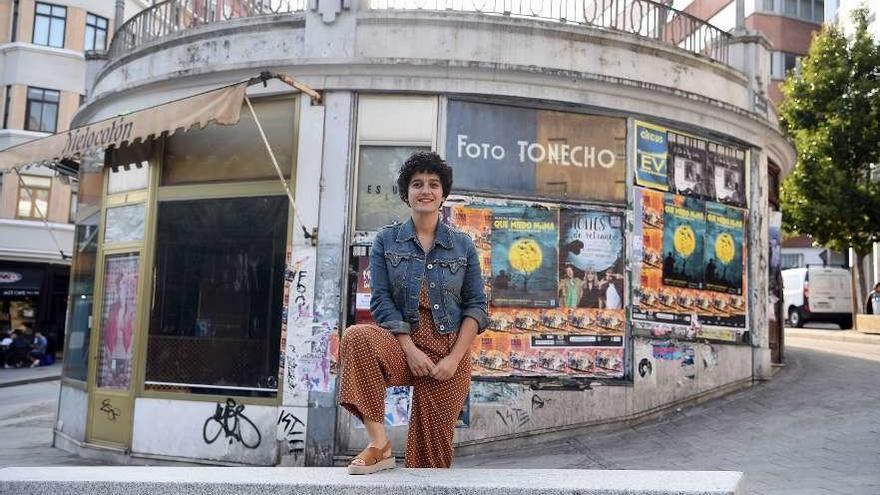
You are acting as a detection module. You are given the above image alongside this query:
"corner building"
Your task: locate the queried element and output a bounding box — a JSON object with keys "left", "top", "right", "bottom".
{"left": 37, "top": 0, "right": 794, "bottom": 465}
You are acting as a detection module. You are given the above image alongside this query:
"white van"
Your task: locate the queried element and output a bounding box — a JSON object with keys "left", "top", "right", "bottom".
{"left": 782, "top": 266, "right": 853, "bottom": 328}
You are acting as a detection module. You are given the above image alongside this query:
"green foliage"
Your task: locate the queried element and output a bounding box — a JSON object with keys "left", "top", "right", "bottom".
{"left": 779, "top": 7, "right": 880, "bottom": 257}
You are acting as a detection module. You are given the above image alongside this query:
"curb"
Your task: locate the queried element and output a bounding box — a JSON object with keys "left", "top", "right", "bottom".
{"left": 785, "top": 329, "right": 880, "bottom": 346}
{"left": 0, "top": 374, "right": 62, "bottom": 388}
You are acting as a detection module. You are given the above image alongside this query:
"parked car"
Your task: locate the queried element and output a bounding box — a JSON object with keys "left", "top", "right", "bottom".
{"left": 782, "top": 266, "right": 853, "bottom": 329}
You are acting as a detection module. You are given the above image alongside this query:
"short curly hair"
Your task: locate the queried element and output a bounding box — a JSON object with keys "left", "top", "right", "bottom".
{"left": 396, "top": 151, "right": 454, "bottom": 205}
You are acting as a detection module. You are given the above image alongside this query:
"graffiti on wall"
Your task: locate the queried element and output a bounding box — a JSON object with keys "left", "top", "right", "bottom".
{"left": 277, "top": 407, "right": 307, "bottom": 463}
{"left": 281, "top": 246, "right": 341, "bottom": 409}
{"left": 99, "top": 398, "right": 121, "bottom": 422}
{"left": 202, "top": 398, "right": 262, "bottom": 449}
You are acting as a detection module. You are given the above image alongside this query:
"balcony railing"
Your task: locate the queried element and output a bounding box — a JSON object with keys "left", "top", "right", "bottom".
{"left": 109, "top": 0, "right": 730, "bottom": 65}
{"left": 370, "top": 0, "right": 731, "bottom": 64}
{"left": 108, "top": 0, "right": 307, "bottom": 60}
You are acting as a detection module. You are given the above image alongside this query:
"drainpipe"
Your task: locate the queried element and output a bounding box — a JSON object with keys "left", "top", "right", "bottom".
{"left": 115, "top": 0, "right": 125, "bottom": 33}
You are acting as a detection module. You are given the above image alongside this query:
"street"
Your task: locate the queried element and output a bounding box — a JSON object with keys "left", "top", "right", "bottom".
{"left": 1, "top": 330, "right": 879, "bottom": 494}
{"left": 459, "top": 331, "right": 880, "bottom": 494}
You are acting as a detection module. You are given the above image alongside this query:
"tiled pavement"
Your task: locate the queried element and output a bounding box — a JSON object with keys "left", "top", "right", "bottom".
{"left": 457, "top": 333, "right": 880, "bottom": 494}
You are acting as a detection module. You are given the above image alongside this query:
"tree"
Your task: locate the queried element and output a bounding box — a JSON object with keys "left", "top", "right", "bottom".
{"left": 779, "top": 7, "right": 880, "bottom": 309}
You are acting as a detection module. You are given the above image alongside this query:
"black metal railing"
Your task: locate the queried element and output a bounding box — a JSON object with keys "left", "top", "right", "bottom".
{"left": 109, "top": 0, "right": 730, "bottom": 66}
{"left": 370, "top": 0, "right": 731, "bottom": 64}
{"left": 108, "top": 0, "right": 306, "bottom": 60}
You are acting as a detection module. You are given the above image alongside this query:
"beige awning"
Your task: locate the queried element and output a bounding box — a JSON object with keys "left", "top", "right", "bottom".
{"left": 0, "top": 81, "right": 249, "bottom": 173}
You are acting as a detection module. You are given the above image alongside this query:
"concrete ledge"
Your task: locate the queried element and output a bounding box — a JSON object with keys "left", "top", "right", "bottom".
{"left": 0, "top": 467, "right": 741, "bottom": 494}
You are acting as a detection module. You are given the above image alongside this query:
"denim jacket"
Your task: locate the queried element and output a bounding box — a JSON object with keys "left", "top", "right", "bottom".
{"left": 370, "top": 217, "right": 489, "bottom": 335}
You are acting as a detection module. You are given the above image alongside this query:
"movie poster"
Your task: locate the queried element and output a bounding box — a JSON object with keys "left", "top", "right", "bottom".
{"left": 559, "top": 209, "right": 625, "bottom": 309}
{"left": 632, "top": 187, "right": 747, "bottom": 342}
{"left": 704, "top": 202, "right": 745, "bottom": 295}
{"left": 669, "top": 132, "right": 711, "bottom": 199}
{"left": 490, "top": 205, "right": 559, "bottom": 307}
{"left": 709, "top": 142, "right": 746, "bottom": 207}
{"left": 662, "top": 194, "right": 706, "bottom": 289}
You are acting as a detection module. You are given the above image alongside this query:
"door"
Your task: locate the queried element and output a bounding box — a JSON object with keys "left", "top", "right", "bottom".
{"left": 86, "top": 252, "right": 143, "bottom": 447}
{"left": 86, "top": 154, "right": 154, "bottom": 448}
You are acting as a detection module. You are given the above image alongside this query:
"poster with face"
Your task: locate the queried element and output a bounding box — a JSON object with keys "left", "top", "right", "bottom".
{"left": 558, "top": 209, "right": 624, "bottom": 309}
{"left": 97, "top": 254, "right": 140, "bottom": 390}
{"left": 669, "top": 132, "right": 711, "bottom": 199}
{"left": 704, "top": 202, "right": 745, "bottom": 295}
{"left": 489, "top": 204, "right": 559, "bottom": 307}
{"left": 662, "top": 194, "right": 706, "bottom": 289}
{"left": 709, "top": 143, "right": 746, "bottom": 206}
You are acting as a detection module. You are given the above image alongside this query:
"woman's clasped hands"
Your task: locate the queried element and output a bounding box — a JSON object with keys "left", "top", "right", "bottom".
{"left": 403, "top": 346, "right": 457, "bottom": 381}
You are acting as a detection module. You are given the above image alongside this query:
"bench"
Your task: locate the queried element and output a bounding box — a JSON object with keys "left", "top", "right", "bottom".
{"left": 0, "top": 466, "right": 741, "bottom": 494}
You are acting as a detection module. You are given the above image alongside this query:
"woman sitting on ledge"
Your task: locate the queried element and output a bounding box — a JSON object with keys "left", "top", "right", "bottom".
{"left": 338, "top": 151, "right": 489, "bottom": 474}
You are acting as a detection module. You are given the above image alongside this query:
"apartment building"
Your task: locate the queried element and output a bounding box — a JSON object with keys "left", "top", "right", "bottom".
{"left": 0, "top": 0, "right": 146, "bottom": 352}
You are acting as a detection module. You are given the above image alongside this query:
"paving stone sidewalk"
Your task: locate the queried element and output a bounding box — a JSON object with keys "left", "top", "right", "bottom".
{"left": 0, "top": 361, "right": 62, "bottom": 388}
{"left": 456, "top": 337, "right": 880, "bottom": 494}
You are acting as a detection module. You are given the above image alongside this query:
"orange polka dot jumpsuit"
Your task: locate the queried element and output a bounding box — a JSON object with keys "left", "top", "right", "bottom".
{"left": 338, "top": 282, "right": 471, "bottom": 468}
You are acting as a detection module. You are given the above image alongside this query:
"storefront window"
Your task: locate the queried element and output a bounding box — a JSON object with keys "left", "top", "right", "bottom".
{"left": 76, "top": 153, "right": 104, "bottom": 217}
{"left": 145, "top": 196, "right": 288, "bottom": 396}
{"left": 62, "top": 214, "right": 99, "bottom": 382}
{"left": 96, "top": 253, "right": 140, "bottom": 390}
{"left": 104, "top": 204, "right": 146, "bottom": 244}
{"left": 107, "top": 164, "right": 149, "bottom": 194}
{"left": 355, "top": 146, "right": 428, "bottom": 231}
{"left": 162, "top": 98, "right": 295, "bottom": 186}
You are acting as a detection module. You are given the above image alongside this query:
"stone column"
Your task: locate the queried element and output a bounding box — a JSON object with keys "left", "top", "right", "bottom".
{"left": 728, "top": 31, "right": 772, "bottom": 119}
{"left": 748, "top": 150, "right": 772, "bottom": 380}
{"left": 729, "top": 31, "right": 774, "bottom": 380}
{"left": 115, "top": 0, "right": 125, "bottom": 33}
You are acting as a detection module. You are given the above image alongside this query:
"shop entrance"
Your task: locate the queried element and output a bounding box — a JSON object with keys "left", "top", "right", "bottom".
{"left": 85, "top": 156, "right": 153, "bottom": 449}
{"left": 86, "top": 251, "right": 143, "bottom": 448}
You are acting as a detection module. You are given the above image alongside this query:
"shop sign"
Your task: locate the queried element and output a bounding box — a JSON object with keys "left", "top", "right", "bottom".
{"left": 0, "top": 268, "right": 42, "bottom": 296}
{"left": 0, "top": 271, "right": 23, "bottom": 284}
{"left": 446, "top": 100, "right": 626, "bottom": 203}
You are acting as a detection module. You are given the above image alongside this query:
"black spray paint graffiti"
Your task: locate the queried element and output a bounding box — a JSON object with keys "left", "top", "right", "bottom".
{"left": 284, "top": 262, "right": 312, "bottom": 319}
{"left": 496, "top": 407, "right": 531, "bottom": 428}
{"left": 277, "top": 410, "right": 306, "bottom": 459}
{"left": 203, "top": 399, "right": 262, "bottom": 449}
{"left": 531, "top": 394, "right": 551, "bottom": 411}
{"left": 100, "top": 398, "right": 120, "bottom": 422}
